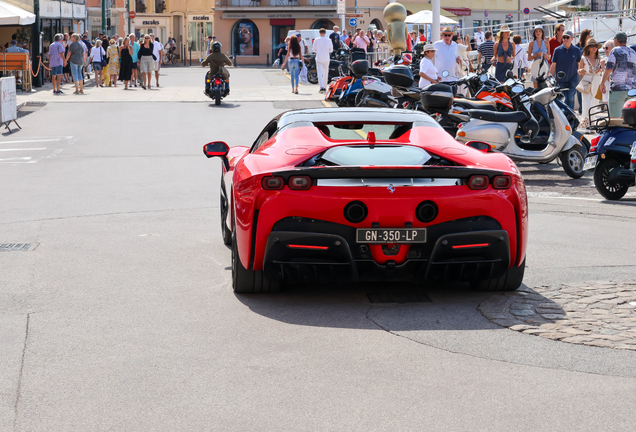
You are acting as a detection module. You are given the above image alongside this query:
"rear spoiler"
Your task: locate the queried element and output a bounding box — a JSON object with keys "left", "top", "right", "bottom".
{"left": 272, "top": 166, "right": 504, "bottom": 181}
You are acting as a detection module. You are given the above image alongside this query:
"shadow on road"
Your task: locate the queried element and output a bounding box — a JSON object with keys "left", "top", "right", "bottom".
{"left": 233, "top": 281, "right": 559, "bottom": 332}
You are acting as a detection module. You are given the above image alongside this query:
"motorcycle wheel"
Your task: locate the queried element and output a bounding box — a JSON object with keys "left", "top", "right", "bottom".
{"left": 308, "top": 69, "right": 318, "bottom": 85}
{"left": 593, "top": 158, "right": 629, "bottom": 200}
{"left": 214, "top": 89, "right": 221, "bottom": 106}
{"left": 355, "top": 90, "right": 367, "bottom": 107}
{"left": 559, "top": 146, "right": 586, "bottom": 179}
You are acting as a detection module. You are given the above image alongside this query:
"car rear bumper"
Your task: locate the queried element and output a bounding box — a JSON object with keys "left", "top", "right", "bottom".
{"left": 263, "top": 217, "right": 511, "bottom": 285}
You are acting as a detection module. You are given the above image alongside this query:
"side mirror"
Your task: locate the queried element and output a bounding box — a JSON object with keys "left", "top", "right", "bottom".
{"left": 557, "top": 71, "right": 566, "bottom": 80}
{"left": 480, "top": 74, "right": 488, "bottom": 82}
{"left": 466, "top": 141, "right": 493, "bottom": 153}
{"left": 203, "top": 141, "right": 229, "bottom": 158}
{"left": 506, "top": 70, "right": 515, "bottom": 79}
{"left": 628, "top": 89, "right": 636, "bottom": 97}
{"left": 511, "top": 85, "right": 524, "bottom": 94}
{"left": 442, "top": 70, "right": 449, "bottom": 77}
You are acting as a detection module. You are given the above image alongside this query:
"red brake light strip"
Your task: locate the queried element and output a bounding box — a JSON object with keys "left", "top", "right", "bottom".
{"left": 451, "top": 243, "right": 490, "bottom": 250}
{"left": 287, "top": 244, "right": 329, "bottom": 250}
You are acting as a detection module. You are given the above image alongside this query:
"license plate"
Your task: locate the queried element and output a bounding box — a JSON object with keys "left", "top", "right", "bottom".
{"left": 356, "top": 228, "right": 427, "bottom": 244}
{"left": 631, "top": 143, "right": 636, "bottom": 157}
{"left": 583, "top": 155, "right": 598, "bottom": 171}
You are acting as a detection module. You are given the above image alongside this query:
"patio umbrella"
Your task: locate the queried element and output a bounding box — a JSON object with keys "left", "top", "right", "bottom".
{"left": 405, "top": 10, "right": 458, "bottom": 25}
{"left": 0, "top": 0, "right": 35, "bottom": 26}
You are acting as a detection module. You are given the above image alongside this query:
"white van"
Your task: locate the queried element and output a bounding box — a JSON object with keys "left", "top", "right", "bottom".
{"left": 286, "top": 29, "right": 334, "bottom": 54}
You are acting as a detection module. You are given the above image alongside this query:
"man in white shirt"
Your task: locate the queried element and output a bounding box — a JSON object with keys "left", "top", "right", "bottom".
{"left": 312, "top": 28, "right": 333, "bottom": 93}
{"left": 152, "top": 36, "right": 164, "bottom": 87}
{"left": 474, "top": 28, "right": 485, "bottom": 48}
{"left": 296, "top": 33, "right": 307, "bottom": 54}
{"left": 433, "top": 27, "right": 461, "bottom": 82}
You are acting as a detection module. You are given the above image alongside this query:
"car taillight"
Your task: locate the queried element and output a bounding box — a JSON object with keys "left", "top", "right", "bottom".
{"left": 288, "top": 176, "right": 312, "bottom": 190}
{"left": 467, "top": 175, "right": 489, "bottom": 190}
{"left": 261, "top": 176, "right": 284, "bottom": 190}
{"left": 590, "top": 136, "right": 600, "bottom": 152}
{"left": 492, "top": 175, "right": 512, "bottom": 189}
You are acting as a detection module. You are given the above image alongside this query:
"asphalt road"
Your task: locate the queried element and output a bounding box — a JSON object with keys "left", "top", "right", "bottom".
{"left": 1, "top": 68, "right": 636, "bottom": 431}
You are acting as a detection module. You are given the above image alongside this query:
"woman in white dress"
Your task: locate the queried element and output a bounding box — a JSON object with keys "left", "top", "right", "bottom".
{"left": 578, "top": 38, "right": 603, "bottom": 130}
{"left": 418, "top": 44, "right": 438, "bottom": 88}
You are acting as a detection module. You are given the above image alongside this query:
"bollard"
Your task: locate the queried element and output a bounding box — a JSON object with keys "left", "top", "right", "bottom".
{"left": 190, "top": 48, "right": 192, "bottom": 67}
{"left": 267, "top": 53, "right": 270, "bottom": 67}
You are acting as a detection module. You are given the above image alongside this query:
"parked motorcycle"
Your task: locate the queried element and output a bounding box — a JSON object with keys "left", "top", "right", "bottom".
{"left": 306, "top": 46, "right": 349, "bottom": 85}
{"left": 585, "top": 91, "right": 636, "bottom": 200}
{"left": 454, "top": 71, "right": 587, "bottom": 178}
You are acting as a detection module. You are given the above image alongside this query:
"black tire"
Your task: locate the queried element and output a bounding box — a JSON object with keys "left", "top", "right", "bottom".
{"left": 231, "top": 231, "right": 281, "bottom": 294}
{"left": 593, "top": 158, "right": 630, "bottom": 200}
{"left": 471, "top": 259, "right": 526, "bottom": 291}
{"left": 580, "top": 136, "right": 591, "bottom": 153}
{"left": 220, "top": 178, "right": 232, "bottom": 246}
{"left": 214, "top": 89, "right": 221, "bottom": 106}
{"left": 559, "top": 146, "right": 586, "bottom": 179}
{"left": 308, "top": 68, "right": 318, "bottom": 85}
{"left": 355, "top": 89, "right": 367, "bottom": 107}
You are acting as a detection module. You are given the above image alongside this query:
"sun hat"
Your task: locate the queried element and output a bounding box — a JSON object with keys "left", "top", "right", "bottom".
{"left": 423, "top": 43, "right": 436, "bottom": 52}
{"left": 441, "top": 27, "right": 454, "bottom": 35}
{"left": 534, "top": 24, "right": 543, "bottom": 30}
{"left": 499, "top": 24, "right": 511, "bottom": 33}
{"left": 584, "top": 38, "right": 601, "bottom": 48}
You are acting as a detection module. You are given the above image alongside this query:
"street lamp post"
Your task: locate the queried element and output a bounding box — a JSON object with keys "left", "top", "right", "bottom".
{"left": 102, "top": 0, "right": 106, "bottom": 35}
{"left": 432, "top": 0, "right": 440, "bottom": 43}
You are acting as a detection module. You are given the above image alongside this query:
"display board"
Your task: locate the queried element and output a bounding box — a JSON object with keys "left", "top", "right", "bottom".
{"left": 0, "top": 76, "right": 17, "bottom": 124}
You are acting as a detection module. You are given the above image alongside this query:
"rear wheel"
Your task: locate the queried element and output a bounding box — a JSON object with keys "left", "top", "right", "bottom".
{"left": 308, "top": 68, "right": 318, "bottom": 85}
{"left": 594, "top": 158, "right": 629, "bottom": 200}
{"left": 559, "top": 146, "right": 586, "bottom": 179}
{"left": 471, "top": 259, "right": 526, "bottom": 291}
{"left": 355, "top": 89, "right": 367, "bottom": 107}
{"left": 214, "top": 89, "right": 221, "bottom": 106}
{"left": 231, "top": 231, "right": 281, "bottom": 294}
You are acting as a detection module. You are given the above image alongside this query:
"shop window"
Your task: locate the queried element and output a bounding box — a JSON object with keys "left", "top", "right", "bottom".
{"left": 188, "top": 22, "right": 213, "bottom": 52}
{"left": 232, "top": 20, "right": 259, "bottom": 56}
{"left": 136, "top": 0, "right": 147, "bottom": 13}
{"left": 310, "top": 19, "right": 335, "bottom": 30}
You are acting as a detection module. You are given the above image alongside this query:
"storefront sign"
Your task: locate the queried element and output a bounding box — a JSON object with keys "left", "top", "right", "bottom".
{"left": 61, "top": 1, "right": 72, "bottom": 18}
{"left": 73, "top": 3, "right": 85, "bottom": 17}
{"left": 442, "top": 7, "right": 471, "bottom": 17}
{"left": 39, "top": 0, "right": 60, "bottom": 18}
{"left": 142, "top": 20, "right": 161, "bottom": 25}
{"left": 0, "top": 77, "right": 17, "bottom": 126}
{"left": 192, "top": 16, "right": 211, "bottom": 21}
{"left": 223, "top": 12, "right": 338, "bottom": 19}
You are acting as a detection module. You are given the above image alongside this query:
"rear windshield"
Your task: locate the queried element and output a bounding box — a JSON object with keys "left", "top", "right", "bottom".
{"left": 304, "top": 145, "right": 434, "bottom": 167}
{"left": 314, "top": 122, "right": 413, "bottom": 140}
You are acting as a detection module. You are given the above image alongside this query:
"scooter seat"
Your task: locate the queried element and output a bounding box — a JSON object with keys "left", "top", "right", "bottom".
{"left": 468, "top": 109, "right": 528, "bottom": 123}
{"left": 454, "top": 100, "right": 497, "bottom": 111}
{"left": 608, "top": 118, "right": 632, "bottom": 127}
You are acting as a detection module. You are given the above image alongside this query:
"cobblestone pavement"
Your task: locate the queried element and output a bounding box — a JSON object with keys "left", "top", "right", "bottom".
{"left": 479, "top": 281, "right": 636, "bottom": 350}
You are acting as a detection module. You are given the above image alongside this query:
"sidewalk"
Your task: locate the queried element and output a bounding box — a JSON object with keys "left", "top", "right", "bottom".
{"left": 16, "top": 66, "right": 326, "bottom": 104}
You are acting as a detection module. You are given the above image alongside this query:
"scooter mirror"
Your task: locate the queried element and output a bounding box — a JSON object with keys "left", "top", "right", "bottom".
{"left": 506, "top": 70, "right": 515, "bottom": 79}
{"left": 628, "top": 89, "right": 636, "bottom": 97}
{"left": 511, "top": 85, "right": 524, "bottom": 94}
{"left": 557, "top": 71, "right": 566, "bottom": 80}
{"left": 480, "top": 74, "right": 488, "bottom": 82}
{"left": 442, "top": 70, "right": 450, "bottom": 77}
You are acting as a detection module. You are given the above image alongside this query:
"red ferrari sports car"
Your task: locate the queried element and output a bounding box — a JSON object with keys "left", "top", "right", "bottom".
{"left": 204, "top": 108, "right": 528, "bottom": 293}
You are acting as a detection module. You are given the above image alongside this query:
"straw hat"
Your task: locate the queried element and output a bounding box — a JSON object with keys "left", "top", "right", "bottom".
{"left": 423, "top": 43, "right": 436, "bottom": 52}
{"left": 584, "top": 38, "right": 601, "bottom": 48}
{"left": 440, "top": 27, "right": 454, "bottom": 35}
{"left": 499, "top": 24, "right": 511, "bottom": 33}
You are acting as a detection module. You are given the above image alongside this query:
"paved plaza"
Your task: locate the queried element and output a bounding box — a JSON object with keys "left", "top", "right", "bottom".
{"left": 2, "top": 66, "right": 636, "bottom": 431}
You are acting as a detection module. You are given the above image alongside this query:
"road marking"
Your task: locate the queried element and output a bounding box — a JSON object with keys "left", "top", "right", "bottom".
{"left": 0, "top": 138, "right": 63, "bottom": 145}
{"left": 0, "top": 157, "right": 33, "bottom": 162}
{"left": 321, "top": 100, "right": 333, "bottom": 108}
{"left": 354, "top": 129, "right": 368, "bottom": 139}
{"left": 0, "top": 148, "right": 47, "bottom": 152}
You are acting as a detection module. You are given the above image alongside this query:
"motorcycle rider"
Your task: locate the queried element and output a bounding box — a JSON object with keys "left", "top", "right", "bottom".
{"left": 202, "top": 41, "right": 232, "bottom": 95}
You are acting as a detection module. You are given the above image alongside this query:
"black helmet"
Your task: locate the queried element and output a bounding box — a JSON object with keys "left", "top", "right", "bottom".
{"left": 212, "top": 41, "right": 222, "bottom": 53}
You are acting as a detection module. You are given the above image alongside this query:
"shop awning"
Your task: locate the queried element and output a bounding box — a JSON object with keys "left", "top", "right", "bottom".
{"left": 0, "top": 0, "right": 35, "bottom": 26}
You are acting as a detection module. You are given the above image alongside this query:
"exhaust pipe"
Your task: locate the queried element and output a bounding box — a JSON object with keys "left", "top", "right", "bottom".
{"left": 364, "top": 97, "right": 390, "bottom": 108}
{"left": 609, "top": 168, "right": 636, "bottom": 186}
{"left": 344, "top": 201, "right": 368, "bottom": 223}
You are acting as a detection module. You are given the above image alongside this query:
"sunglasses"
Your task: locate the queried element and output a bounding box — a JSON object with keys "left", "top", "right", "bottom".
{"left": 443, "top": 34, "right": 452, "bottom": 37}
{"left": 563, "top": 36, "right": 571, "bottom": 39}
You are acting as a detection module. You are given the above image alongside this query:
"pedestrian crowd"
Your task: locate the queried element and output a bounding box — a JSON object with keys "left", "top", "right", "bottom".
{"left": 46, "top": 31, "right": 166, "bottom": 95}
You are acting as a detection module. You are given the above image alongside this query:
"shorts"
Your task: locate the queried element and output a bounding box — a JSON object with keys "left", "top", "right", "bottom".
{"left": 70, "top": 62, "right": 83, "bottom": 82}
{"left": 92, "top": 62, "right": 103, "bottom": 71}
{"left": 51, "top": 65, "right": 62, "bottom": 76}
{"left": 132, "top": 62, "right": 138, "bottom": 70}
{"left": 609, "top": 90, "right": 629, "bottom": 118}
{"left": 154, "top": 61, "right": 161, "bottom": 71}
{"left": 140, "top": 56, "right": 155, "bottom": 73}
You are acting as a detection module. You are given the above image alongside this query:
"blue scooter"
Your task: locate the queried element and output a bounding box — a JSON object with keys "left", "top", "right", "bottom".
{"left": 585, "top": 91, "right": 636, "bottom": 200}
